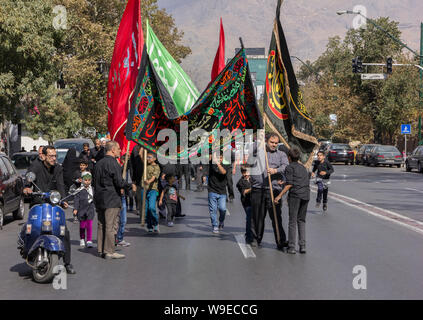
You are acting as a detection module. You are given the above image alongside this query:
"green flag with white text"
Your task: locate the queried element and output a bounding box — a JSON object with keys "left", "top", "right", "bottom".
{"left": 146, "top": 21, "right": 200, "bottom": 117}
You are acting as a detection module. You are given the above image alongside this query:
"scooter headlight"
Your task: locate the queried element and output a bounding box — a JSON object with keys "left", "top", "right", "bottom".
{"left": 49, "top": 191, "right": 61, "bottom": 205}
{"left": 26, "top": 224, "right": 32, "bottom": 234}
{"left": 60, "top": 226, "right": 66, "bottom": 236}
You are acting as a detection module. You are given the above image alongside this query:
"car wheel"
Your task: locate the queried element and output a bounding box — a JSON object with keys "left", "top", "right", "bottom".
{"left": 0, "top": 206, "right": 3, "bottom": 230}
{"left": 418, "top": 162, "right": 423, "bottom": 173}
{"left": 389, "top": 164, "right": 393, "bottom": 167}
{"left": 396, "top": 164, "right": 401, "bottom": 168}
{"left": 13, "top": 197, "right": 25, "bottom": 220}
{"left": 345, "top": 161, "right": 349, "bottom": 165}
{"left": 406, "top": 161, "right": 411, "bottom": 172}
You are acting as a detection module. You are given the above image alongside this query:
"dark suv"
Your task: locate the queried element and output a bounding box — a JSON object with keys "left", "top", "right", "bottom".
{"left": 0, "top": 153, "right": 25, "bottom": 229}
{"left": 406, "top": 146, "right": 423, "bottom": 172}
{"left": 326, "top": 143, "right": 354, "bottom": 165}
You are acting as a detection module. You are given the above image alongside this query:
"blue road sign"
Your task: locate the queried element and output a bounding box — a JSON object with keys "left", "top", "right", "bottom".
{"left": 401, "top": 124, "right": 411, "bottom": 135}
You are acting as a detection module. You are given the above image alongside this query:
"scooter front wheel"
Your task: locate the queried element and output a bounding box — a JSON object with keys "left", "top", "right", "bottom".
{"left": 32, "top": 252, "right": 59, "bottom": 283}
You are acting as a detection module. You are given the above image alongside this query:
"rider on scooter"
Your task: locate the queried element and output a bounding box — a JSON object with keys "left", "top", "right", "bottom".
{"left": 23, "top": 146, "right": 76, "bottom": 275}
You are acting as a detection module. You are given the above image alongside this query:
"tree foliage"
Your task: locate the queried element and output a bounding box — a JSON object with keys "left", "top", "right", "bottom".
{"left": 0, "top": 0, "right": 191, "bottom": 141}
{"left": 299, "top": 17, "right": 420, "bottom": 145}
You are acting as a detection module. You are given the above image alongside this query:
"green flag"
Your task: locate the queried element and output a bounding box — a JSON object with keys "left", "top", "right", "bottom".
{"left": 146, "top": 21, "right": 200, "bottom": 116}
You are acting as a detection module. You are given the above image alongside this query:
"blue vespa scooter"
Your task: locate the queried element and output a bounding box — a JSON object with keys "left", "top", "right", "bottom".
{"left": 17, "top": 172, "right": 81, "bottom": 283}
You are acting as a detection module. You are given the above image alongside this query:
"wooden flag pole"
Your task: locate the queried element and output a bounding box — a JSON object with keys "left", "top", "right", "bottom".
{"left": 263, "top": 116, "right": 281, "bottom": 245}
{"left": 122, "top": 141, "right": 131, "bottom": 180}
{"left": 140, "top": 148, "right": 147, "bottom": 226}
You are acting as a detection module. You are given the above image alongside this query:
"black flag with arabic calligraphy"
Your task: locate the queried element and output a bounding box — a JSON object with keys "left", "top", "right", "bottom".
{"left": 264, "top": 0, "right": 318, "bottom": 166}
{"left": 126, "top": 46, "right": 263, "bottom": 159}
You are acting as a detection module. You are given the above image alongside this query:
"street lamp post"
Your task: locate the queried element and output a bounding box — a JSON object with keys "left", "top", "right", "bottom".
{"left": 337, "top": 10, "right": 423, "bottom": 145}
{"left": 290, "top": 55, "right": 321, "bottom": 82}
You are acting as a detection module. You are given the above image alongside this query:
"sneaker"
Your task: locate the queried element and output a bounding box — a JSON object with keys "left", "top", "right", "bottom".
{"left": 153, "top": 225, "right": 159, "bottom": 233}
{"left": 148, "top": 228, "right": 153, "bottom": 233}
{"left": 117, "top": 240, "right": 131, "bottom": 247}
{"left": 79, "top": 239, "right": 85, "bottom": 247}
{"left": 323, "top": 204, "right": 328, "bottom": 211}
{"left": 287, "top": 248, "right": 296, "bottom": 254}
{"left": 218, "top": 223, "right": 224, "bottom": 230}
{"left": 212, "top": 227, "right": 219, "bottom": 234}
{"left": 86, "top": 241, "right": 93, "bottom": 248}
{"left": 315, "top": 202, "right": 320, "bottom": 208}
{"left": 229, "top": 197, "right": 234, "bottom": 203}
{"left": 299, "top": 246, "right": 306, "bottom": 254}
{"left": 167, "top": 221, "right": 174, "bottom": 227}
{"left": 105, "top": 252, "right": 126, "bottom": 259}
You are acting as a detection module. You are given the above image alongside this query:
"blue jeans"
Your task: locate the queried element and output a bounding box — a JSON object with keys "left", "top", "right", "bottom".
{"left": 208, "top": 192, "right": 227, "bottom": 228}
{"left": 146, "top": 190, "right": 159, "bottom": 229}
{"left": 117, "top": 195, "right": 127, "bottom": 242}
{"left": 243, "top": 206, "right": 253, "bottom": 242}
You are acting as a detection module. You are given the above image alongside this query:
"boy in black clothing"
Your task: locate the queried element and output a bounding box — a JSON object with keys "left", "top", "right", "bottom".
{"left": 312, "top": 151, "right": 334, "bottom": 211}
{"left": 159, "top": 174, "right": 185, "bottom": 227}
{"left": 236, "top": 166, "right": 253, "bottom": 244}
{"left": 274, "top": 148, "right": 310, "bottom": 254}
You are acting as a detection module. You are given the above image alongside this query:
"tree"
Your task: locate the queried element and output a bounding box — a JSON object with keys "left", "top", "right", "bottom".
{"left": 0, "top": 0, "right": 191, "bottom": 140}
{"left": 299, "top": 17, "right": 420, "bottom": 145}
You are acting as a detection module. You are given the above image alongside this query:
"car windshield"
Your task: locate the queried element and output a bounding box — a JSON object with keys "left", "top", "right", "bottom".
{"left": 377, "top": 146, "right": 399, "bottom": 153}
{"left": 56, "top": 151, "right": 67, "bottom": 164}
{"left": 332, "top": 144, "right": 350, "bottom": 150}
{"left": 54, "top": 142, "right": 82, "bottom": 152}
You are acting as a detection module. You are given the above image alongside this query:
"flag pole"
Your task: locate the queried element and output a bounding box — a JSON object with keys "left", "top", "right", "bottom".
{"left": 140, "top": 148, "right": 147, "bottom": 226}
{"left": 263, "top": 115, "right": 281, "bottom": 245}
{"left": 122, "top": 141, "right": 131, "bottom": 179}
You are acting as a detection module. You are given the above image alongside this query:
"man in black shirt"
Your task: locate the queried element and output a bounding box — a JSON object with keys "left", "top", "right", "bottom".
{"left": 23, "top": 146, "right": 75, "bottom": 274}
{"left": 312, "top": 151, "right": 334, "bottom": 211}
{"left": 208, "top": 153, "right": 230, "bottom": 234}
{"left": 94, "top": 141, "right": 134, "bottom": 259}
{"left": 274, "top": 148, "right": 310, "bottom": 254}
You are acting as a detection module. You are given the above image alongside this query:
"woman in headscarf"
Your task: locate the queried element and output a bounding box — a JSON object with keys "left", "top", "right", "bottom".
{"left": 62, "top": 148, "right": 80, "bottom": 193}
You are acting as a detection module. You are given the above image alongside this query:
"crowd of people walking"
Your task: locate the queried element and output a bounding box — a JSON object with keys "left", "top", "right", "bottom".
{"left": 24, "top": 133, "right": 335, "bottom": 274}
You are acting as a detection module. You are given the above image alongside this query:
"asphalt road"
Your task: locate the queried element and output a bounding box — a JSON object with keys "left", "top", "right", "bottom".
{"left": 1, "top": 164, "right": 423, "bottom": 300}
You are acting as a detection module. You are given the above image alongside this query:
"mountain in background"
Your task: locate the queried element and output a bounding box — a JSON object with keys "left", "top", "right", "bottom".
{"left": 157, "top": 0, "right": 423, "bottom": 91}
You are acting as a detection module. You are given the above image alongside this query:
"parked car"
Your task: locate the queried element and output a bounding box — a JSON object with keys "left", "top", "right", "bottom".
{"left": 11, "top": 152, "right": 38, "bottom": 176}
{"left": 405, "top": 146, "right": 423, "bottom": 172}
{"left": 53, "top": 138, "right": 94, "bottom": 153}
{"left": 326, "top": 143, "right": 354, "bottom": 165}
{"left": 0, "top": 153, "right": 25, "bottom": 229}
{"left": 356, "top": 144, "right": 380, "bottom": 165}
{"left": 367, "top": 145, "right": 402, "bottom": 167}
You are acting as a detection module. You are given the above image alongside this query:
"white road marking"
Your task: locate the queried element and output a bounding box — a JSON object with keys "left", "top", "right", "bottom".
{"left": 310, "top": 187, "right": 423, "bottom": 236}
{"left": 234, "top": 234, "right": 256, "bottom": 259}
{"left": 406, "top": 188, "right": 423, "bottom": 194}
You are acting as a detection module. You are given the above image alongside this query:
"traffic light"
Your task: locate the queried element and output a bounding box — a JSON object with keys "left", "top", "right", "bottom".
{"left": 386, "top": 57, "right": 393, "bottom": 74}
{"left": 356, "top": 56, "right": 363, "bottom": 73}
{"left": 352, "top": 57, "right": 358, "bottom": 73}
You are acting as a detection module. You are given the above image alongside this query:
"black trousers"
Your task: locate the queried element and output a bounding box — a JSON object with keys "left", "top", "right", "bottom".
{"left": 63, "top": 229, "right": 71, "bottom": 265}
{"left": 250, "top": 188, "right": 286, "bottom": 246}
{"left": 226, "top": 167, "right": 234, "bottom": 199}
{"left": 288, "top": 197, "right": 309, "bottom": 248}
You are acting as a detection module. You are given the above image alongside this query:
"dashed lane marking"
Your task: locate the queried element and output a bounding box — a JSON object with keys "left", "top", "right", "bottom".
{"left": 311, "top": 187, "right": 423, "bottom": 236}
{"left": 234, "top": 234, "right": 256, "bottom": 259}
{"left": 406, "top": 188, "right": 423, "bottom": 194}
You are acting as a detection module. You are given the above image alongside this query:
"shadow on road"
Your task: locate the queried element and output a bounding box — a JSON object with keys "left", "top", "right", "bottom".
{"left": 10, "top": 263, "right": 33, "bottom": 279}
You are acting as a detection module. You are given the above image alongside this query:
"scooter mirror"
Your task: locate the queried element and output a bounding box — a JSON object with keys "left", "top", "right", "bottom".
{"left": 25, "top": 172, "right": 36, "bottom": 183}
{"left": 69, "top": 184, "right": 77, "bottom": 194}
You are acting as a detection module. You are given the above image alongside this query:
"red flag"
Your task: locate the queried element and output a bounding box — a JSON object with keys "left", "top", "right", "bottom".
{"left": 107, "top": 0, "right": 143, "bottom": 156}
{"left": 211, "top": 18, "right": 225, "bottom": 82}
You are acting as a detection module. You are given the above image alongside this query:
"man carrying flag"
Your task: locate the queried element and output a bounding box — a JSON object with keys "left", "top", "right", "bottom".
{"left": 101, "top": 0, "right": 143, "bottom": 258}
